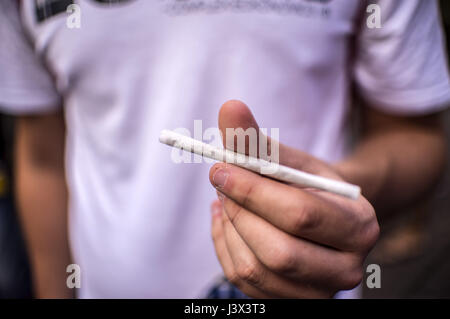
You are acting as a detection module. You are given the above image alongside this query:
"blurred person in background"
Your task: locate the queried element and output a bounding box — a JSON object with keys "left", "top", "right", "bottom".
{"left": 0, "top": 0, "right": 449, "bottom": 299}
{"left": 362, "top": 0, "right": 450, "bottom": 299}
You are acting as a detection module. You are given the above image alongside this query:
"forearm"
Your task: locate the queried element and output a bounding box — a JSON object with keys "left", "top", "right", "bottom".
{"left": 14, "top": 115, "right": 73, "bottom": 298}
{"left": 335, "top": 116, "right": 447, "bottom": 217}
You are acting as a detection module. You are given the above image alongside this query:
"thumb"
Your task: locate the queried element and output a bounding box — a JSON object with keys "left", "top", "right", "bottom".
{"left": 218, "top": 100, "right": 261, "bottom": 157}
{"left": 218, "top": 100, "right": 329, "bottom": 175}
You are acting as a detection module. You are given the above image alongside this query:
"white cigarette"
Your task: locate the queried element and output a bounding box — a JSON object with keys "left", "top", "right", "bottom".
{"left": 159, "top": 130, "right": 361, "bottom": 200}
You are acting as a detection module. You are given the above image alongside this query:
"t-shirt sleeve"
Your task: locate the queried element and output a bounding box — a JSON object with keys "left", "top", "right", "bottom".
{"left": 0, "top": 0, "right": 61, "bottom": 115}
{"left": 354, "top": 0, "right": 450, "bottom": 115}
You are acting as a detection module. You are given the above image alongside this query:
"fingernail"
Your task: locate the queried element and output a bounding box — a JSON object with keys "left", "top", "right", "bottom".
{"left": 213, "top": 169, "right": 229, "bottom": 189}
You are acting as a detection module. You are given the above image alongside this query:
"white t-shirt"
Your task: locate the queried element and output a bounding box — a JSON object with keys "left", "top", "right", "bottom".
{"left": 1, "top": 0, "right": 449, "bottom": 298}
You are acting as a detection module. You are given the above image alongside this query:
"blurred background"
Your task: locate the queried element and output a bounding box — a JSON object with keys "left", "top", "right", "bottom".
{"left": 361, "top": 0, "right": 450, "bottom": 298}
{"left": 0, "top": 1, "right": 449, "bottom": 299}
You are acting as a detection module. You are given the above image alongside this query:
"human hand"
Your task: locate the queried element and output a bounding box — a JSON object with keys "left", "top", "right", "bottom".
{"left": 209, "top": 100, "right": 379, "bottom": 298}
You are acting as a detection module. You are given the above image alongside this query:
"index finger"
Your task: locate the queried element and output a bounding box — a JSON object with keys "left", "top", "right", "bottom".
{"left": 210, "top": 163, "right": 375, "bottom": 252}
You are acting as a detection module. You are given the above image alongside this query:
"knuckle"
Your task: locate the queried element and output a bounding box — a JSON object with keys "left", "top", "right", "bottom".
{"left": 365, "top": 221, "right": 380, "bottom": 250}
{"left": 225, "top": 268, "right": 242, "bottom": 287}
{"left": 340, "top": 255, "right": 364, "bottom": 290}
{"left": 240, "top": 181, "right": 256, "bottom": 209}
{"left": 265, "top": 243, "right": 297, "bottom": 274}
{"left": 356, "top": 210, "right": 380, "bottom": 252}
{"left": 226, "top": 200, "right": 245, "bottom": 225}
{"left": 292, "top": 205, "right": 317, "bottom": 233}
{"left": 341, "top": 267, "right": 364, "bottom": 290}
{"left": 235, "top": 260, "right": 262, "bottom": 286}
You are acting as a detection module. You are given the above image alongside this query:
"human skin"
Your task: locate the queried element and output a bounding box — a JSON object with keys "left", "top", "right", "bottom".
{"left": 15, "top": 112, "right": 73, "bottom": 298}
{"left": 209, "top": 100, "right": 446, "bottom": 298}
{"left": 15, "top": 98, "right": 446, "bottom": 298}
